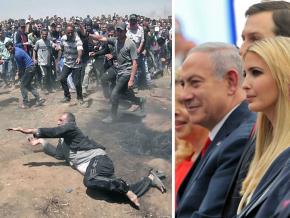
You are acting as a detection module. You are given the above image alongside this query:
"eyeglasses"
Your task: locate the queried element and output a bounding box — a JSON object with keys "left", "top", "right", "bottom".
{"left": 116, "top": 28, "right": 123, "bottom": 32}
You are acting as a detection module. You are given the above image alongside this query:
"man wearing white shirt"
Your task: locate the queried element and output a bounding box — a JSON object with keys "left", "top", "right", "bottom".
{"left": 126, "top": 14, "right": 148, "bottom": 90}
{"left": 0, "top": 29, "right": 12, "bottom": 86}
{"left": 57, "top": 25, "right": 84, "bottom": 105}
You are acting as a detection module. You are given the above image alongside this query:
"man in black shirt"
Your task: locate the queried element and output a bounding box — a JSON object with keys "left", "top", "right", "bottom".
{"left": 7, "top": 112, "right": 166, "bottom": 207}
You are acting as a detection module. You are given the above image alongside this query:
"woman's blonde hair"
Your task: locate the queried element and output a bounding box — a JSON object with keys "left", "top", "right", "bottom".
{"left": 239, "top": 36, "right": 290, "bottom": 209}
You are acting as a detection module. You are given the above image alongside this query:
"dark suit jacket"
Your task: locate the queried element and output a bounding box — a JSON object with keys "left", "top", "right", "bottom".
{"left": 236, "top": 148, "right": 290, "bottom": 218}
{"left": 273, "top": 182, "right": 290, "bottom": 218}
{"left": 176, "top": 101, "right": 256, "bottom": 218}
{"left": 221, "top": 136, "right": 256, "bottom": 218}
{"left": 34, "top": 122, "right": 105, "bottom": 151}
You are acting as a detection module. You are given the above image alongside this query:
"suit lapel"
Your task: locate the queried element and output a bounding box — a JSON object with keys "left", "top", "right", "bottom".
{"left": 178, "top": 101, "right": 252, "bottom": 209}
{"left": 191, "top": 101, "right": 251, "bottom": 180}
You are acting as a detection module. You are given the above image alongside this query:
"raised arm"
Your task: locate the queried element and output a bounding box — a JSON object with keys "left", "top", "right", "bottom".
{"left": 7, "top": 127, "right": 37, "bottom": 134}
{"left": 87, "top": 33, "right": 108, "bottom": 42}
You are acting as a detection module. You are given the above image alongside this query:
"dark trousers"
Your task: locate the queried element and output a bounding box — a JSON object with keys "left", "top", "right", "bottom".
{"left": 111, "top": 74, "right": 140, "bottom": 117}
{"left": 60, "top": 65, "right": 83, "bottom": 100}
{"left": 136, "top": 54, "right": 147, "bottom": 88}
{"left": 20, "top": 66, "right": 39, "bottom": 105}
{"left": 101, "top": 67, "right": 116, "bottom": 99}
{"left": 1, "top": 60, "right": 9, "bottom": 83}
{"left": 84, "top": 155, "right": 151, "bottom": 197}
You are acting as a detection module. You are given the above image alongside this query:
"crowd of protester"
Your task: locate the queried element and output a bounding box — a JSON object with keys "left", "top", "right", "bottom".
{"left": 0, "top": 13, "right": 172, "bottom": 111}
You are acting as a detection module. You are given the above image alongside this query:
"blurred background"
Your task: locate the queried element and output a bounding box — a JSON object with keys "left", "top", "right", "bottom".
{"left": 175, "top": 0, "right": 290, "bottom": 68}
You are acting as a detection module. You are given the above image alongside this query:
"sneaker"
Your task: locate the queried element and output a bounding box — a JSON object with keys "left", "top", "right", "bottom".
{"left": 102, "top": 115, "right": 115, "bottom": 123}
{"left": 150, "top": 169, "right": 166, "bottom": 180}
{"left": 60, "top": 97, "right": 71, "bottom": 103}
{"left": 149, "top": 169, "right": 166, "bottom": 193}
{"left": 126, "top": 104, "right": 140, "bottom": 112}
{"left": 35, "top": 98, "right": 45, "bottom": 107}
{"left": 44, "top": 91, "right": 49, "bottom": 95}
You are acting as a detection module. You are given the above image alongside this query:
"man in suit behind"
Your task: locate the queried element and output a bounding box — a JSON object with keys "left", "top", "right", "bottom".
{"left": 222, "top": 2, "right": 290, "bottom": 217}
{"left": 175, "top": 42, "right": 256, "bottom": 218}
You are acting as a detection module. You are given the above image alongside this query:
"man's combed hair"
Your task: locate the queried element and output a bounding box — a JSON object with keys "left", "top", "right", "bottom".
{"left": 188, "top": 42, "right": 243, "bottom": 79}
{"left": 245, "top": 1, "right": 290, "bottom": 16}
{"left": 246, "top": 1, "right": 290, "bottom": 37}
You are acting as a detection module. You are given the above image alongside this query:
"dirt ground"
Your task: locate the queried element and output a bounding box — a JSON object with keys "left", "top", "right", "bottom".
{"left": 0, "top": 75, "right": 172, "bottom": 218}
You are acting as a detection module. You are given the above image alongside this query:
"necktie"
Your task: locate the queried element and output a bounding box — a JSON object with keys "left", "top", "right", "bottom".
{"left": 201, "top": 137, "right": 211, "bottom": 157}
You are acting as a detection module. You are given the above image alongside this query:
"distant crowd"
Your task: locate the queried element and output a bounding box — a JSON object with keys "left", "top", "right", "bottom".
{"left": 0, "top": 13, "right": 172, "bottom": 116}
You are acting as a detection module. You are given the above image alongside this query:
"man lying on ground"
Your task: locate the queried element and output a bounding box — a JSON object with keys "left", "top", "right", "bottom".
{"left": 7, "top": 112, "right": 166, "bottom": 207}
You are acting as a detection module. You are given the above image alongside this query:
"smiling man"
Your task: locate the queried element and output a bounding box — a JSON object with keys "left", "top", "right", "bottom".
{"left": 175, "top": 42, "right": 256, "bottom": 218}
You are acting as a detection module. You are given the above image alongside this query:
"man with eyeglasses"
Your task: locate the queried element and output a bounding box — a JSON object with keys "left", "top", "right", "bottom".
{"left": 87, "top": 21, "right": 145, "bottom": 123}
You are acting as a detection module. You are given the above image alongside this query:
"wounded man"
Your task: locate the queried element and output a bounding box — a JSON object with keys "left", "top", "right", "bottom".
{"left": 7, "top": 112, "right": 166, "bottom": 207}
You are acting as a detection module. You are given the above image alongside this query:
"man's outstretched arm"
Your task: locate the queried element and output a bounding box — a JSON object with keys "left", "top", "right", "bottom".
{"left": 7, "top": 127, "right": 37, "bottom": 134}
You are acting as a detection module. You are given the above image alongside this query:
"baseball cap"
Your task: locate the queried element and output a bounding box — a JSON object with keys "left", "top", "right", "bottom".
{"left": 115, "top": 22, "right": 126, "bottom": 31}
{"left": 129, "top": 14, "right": 137, "bottom": 21}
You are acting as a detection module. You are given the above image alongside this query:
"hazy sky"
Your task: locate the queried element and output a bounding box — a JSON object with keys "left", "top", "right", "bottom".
{"left": 0, "top": 0, "right": 172, "bottom": 20}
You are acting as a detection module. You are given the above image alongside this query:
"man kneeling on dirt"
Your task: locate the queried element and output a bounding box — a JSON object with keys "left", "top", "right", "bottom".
{"left": 7, "top": 112, "right": 166, "bottom": 207}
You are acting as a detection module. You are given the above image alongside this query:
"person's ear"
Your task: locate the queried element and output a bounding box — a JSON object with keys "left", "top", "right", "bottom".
{"left": 224, "top": 70, "right": 239, "bottom": 95}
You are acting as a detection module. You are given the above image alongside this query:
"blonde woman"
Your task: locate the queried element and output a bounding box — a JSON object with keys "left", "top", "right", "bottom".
{"left": 237, "top": 36, "right": 290, "bottom": 217}
{"left": 175, "top": 74, "right": 208, "bottom": 202}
